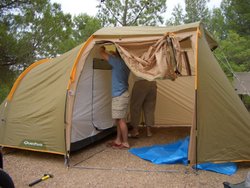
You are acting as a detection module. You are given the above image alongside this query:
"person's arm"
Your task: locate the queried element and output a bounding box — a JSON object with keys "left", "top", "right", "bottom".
{"left": 99, "top": 46, "right": 109, "bottom": 61}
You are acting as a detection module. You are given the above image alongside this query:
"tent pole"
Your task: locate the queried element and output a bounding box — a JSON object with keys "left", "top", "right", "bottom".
{"left": 194, "top": 26, "right": 201, "bottom": 174}
{"left": 195, "top": 89, "right": 198, "bottom": 174}
{"left": 188, "top": 26, "right": 200, "bottom": 170}
{"left": 64, "top": 90, "right": 71, "bottom": 168}
{"left": 188, "top": 91, "right": 198, "bottom": 168}
{"left": 64, "top": 151, "right": 70, "bottom": 168}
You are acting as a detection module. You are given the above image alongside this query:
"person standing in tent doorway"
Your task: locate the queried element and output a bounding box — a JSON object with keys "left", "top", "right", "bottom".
{"left": 129, "top": 76, "right": 157, "bottom": 138}
{"left": 99, "top": 46, "right": 130, "bottom": 149}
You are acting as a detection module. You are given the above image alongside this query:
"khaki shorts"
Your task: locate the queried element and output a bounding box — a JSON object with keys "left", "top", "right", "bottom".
{"left": 112, "top": 91, "right": 129, "bottom": 119}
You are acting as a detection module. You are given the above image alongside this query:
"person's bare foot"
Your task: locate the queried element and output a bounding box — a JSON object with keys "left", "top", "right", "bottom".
{"left": 106, "top": 140, "right": 121, "bottom": 147}
{"left": 128, "top": 128, "right": 139, "bottom": 138}
{"left": 112, "top": 142, "right": 130, "bottom": 149}
{"left": 146, "top": 127, "right": 152, "bottom": 137}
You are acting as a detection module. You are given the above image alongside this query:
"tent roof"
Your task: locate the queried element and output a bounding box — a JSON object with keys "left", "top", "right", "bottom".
{"left": 93, "top": 22, "right": 200, "bottom": 36}
{"left": 93, "top": 21, "right": 218, "bottom": 50}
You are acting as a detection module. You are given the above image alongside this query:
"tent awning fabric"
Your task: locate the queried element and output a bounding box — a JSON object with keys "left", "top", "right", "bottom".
{"left": 115, "top": 34, "right": 182, "bottom": 81}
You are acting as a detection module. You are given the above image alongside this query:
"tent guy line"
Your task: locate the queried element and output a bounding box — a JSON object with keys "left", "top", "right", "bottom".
{"left": 71, "top": 165, "right": 180, "bottom": 173}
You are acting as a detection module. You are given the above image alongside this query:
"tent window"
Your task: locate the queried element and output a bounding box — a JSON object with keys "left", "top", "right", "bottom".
{"left": 182, "top": 51, "right": 192, "bottom": 76}
{"left": 93, "top": 58, "right": 112, "bottom": 70}
{"left": 179, "top": 35, "right": 192, "bottom": 49}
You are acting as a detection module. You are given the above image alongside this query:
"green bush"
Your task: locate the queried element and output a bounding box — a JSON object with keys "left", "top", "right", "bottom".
{"left": 243, "top": 95, "right": 250, "bottom": 110}
{"left": 0, "top": 84, "right": 11, "bottom": 104}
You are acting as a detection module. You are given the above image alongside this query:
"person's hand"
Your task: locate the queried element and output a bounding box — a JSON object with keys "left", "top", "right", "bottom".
{"left": 99, "top": 46, "right": 109, "bottom": 61}
{"left": 100, "top": 46, "right": 105, "bottom": 51}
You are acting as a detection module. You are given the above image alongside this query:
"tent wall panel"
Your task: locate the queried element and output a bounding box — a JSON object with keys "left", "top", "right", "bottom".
{"left": 0, "top": 45, "right": 82, "bottom": 154}
{"left": 197, "top": 34, "right": 250, "bottom": 163}
{"left": 155, "top": 77, "right": 195, "bottom": 126}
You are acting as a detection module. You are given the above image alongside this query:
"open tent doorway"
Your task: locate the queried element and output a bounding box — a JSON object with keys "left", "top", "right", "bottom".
{"left": 71, "top": 48, "right": 114, "bottom": 151}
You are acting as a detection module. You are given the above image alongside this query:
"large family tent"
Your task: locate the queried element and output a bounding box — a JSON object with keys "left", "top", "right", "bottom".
{"left": 0, "top": 22, "right": 249, "bottom": 165}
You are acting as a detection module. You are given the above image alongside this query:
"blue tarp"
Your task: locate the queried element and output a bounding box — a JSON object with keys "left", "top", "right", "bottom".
{"left": 129, "top": 136, "right": 189, "bottom": 165}
{"left": 129, "top": 136, "right": 237, "bottom": 175}
{"left": 194, "top": 162, "right": 237, "bottom": 176}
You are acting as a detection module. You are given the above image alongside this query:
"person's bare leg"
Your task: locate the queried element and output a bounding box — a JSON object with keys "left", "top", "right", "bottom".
{"left": 118, "top": 119, "right": 130, "bottom": 147}
{"left": 114, "top": 119, "right": 122, "bottom": 145}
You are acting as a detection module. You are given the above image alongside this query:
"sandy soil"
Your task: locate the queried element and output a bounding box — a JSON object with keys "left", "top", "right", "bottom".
{"left": 2, "top": 127, "right": 250, "bottom": 188}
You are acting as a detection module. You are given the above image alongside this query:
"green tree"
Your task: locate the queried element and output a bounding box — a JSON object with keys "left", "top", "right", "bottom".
{"left": 0, "top": 0, "right": 73, "bottom": 71}
{"left": 166, "top": 0, "right": 211, "bottom": 26}
{"left": 0, "top": 0, "right": 74, "bottom": 102}
{"left": 213, "top": 0, "right": 250, "bottom": 75}
{"left": 215, "top": 30, "right": 250, "bottom": 77}
{"left": 221, "top": 0, "right": 250, "bottom": 37}
{"left": 0, "top": 0, "right": 33, "bottom": 13}
{"left": 97, "top": 0, "right": 167, "bottom": 26}
{"left": 0, "top": 66, "right": 16, "bottom": 103}
{"left": 207, "top": 8, "right": 226, "bottom": 40}
{"left": 185, "top": 0, "right": 210, "bottom": 24}
{"left": 58, "top": 14, "right": 102, "bottom": 53}
{"left": 165, "top": 4, "right": 184, "bottom": 26}
{"left": 0, "top": 0, "right": 34, "bottom": 102}
{"left": 73, "top": 14, "right": 102, "bottom": 44}
{"left": 13, "top": 1, "right": 73, "bottom": 59}
{"left": 0, "top": 0, "right": 34, "bottom": 69}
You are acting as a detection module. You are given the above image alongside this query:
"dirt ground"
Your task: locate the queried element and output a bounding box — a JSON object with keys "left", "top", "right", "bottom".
{"left": 2, "top": 127, "right": 250, "bottom": 188}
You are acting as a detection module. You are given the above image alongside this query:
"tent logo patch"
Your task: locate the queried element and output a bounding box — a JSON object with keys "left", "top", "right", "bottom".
{"left": 21, "top": 140, "right": 45, "bottom": 149}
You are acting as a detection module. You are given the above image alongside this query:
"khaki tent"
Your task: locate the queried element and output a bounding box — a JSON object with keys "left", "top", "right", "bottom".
{"left": 0, "top": 22, "right": 250, "bottom": 165}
